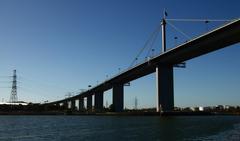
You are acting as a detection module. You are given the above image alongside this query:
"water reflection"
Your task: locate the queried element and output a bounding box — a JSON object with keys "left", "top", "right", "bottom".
{"left": 0, "top": 116, "right": 239, "bottom": 141}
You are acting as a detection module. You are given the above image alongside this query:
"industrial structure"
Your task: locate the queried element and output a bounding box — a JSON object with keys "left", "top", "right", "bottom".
{"left": 9, "top": 70, "right": 18, "bottom": 103}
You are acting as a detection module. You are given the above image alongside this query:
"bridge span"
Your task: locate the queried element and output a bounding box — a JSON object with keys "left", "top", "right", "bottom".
{"left": 45, "top": 18, "right": 240, "bottom": 112}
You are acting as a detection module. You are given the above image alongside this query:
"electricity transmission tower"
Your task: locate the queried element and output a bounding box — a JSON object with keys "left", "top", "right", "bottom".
{"left": 10, "top": 70, "right": 18, "bottom": 103}
{"left": 134, "top": 97, "right": 138, "bottom": 110}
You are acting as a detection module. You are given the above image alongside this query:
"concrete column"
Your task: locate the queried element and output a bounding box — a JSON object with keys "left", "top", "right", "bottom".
{"left": 71, "top": 99, "right": 76, "bottom": 110}
{"left": 113, "top": 84, "right": 124, "bottom": 112}
{"left": 156, "top": 65, "right": 174, "bottom": 112}
{"left": 78, "top": 97, "right": 84, "bottom": 111}
{"left": 63, "top": 101, "right": 68, "bottom": 109}
{"left": 87, "top": 95, "right": 92, "bottom": 110}
{"left": 57, "top": 103, "right": 61, "bottom": 109}
{"left": 161, "top": 18, "right": 166, "bottom": 53}
{"left": 94, "top": 91, "right": 104, "bottom": 111}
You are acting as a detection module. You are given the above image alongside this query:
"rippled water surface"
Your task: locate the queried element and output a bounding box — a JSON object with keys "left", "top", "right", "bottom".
{"left": 0, "top": 115, "right": 239, "bottom": 141}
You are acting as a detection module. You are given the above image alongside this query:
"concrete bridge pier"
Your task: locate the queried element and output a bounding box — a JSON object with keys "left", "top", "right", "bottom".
{"left": 156, "top": 65, "right": 174, "bottom": 112}
{"left": 87, "top": 95, "right": 92, "bottom": 111}
{"left": 94, "top": 91, "right": 104, "bottom": 112}
{"left": 71, "top": 99, "right": 76, "bottom": 110}
{"left": 57, "top": 103, "right": 61, "bottom": 109}
{"left": 112, "top": 84, "right": 124, "bottom": 112}
{"left": 63, "top": 101, "right": 68, "bottom": 109}
{"left": 78, "top": 97, "right": 84, "bottom": 111}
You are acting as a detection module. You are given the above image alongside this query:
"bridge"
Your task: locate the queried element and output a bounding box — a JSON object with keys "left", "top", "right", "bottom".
{"left": 45, "top": 18, "right": 240, "bottom": 112}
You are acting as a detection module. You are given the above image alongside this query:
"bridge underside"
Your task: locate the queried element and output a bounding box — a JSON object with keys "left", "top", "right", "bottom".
{"left": 45, "top": 19, "right": 240, "bottom": 113}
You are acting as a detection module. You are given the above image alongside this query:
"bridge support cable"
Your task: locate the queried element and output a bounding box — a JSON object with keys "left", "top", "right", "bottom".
{"left": 129, "top": 24, "right": 161, "bottom": 68}
{"left": 156, "top": 66, "right": 174, "bottom": 112}
{"left": 166, "top": 20, "right": 191, "bottom": 40}
{"left": 94, "top": 91, "right": 104, "bottom": 112}
{"left": 163, "top": 20, "right": 188, "bottom": 68}
{"left": 112, "top": 84, "right": 124, "bottom": 112}
{"left": 145, "top": 28, "right": 160, "bottom": 58}
{"left": 165, "top": 18, "right": 233, "bottom": 22}
{"left": 165, "top": 18, "right": 235, "bottom": 40}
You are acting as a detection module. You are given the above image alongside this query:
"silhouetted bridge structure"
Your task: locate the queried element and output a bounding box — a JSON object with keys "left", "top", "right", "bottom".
{"left": 45, "top": 18, "right": 240, "bottom": 112}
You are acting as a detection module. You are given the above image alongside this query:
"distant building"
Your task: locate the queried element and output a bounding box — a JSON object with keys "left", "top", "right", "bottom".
{"left": 216, "top": 105, "right": 224, "bottom": 111}
{"left": 224, "top": 105, "right": 235, "bottom": 111}
{"left": 199, "top": 107, "right": 204, "bottom": 111}
{"left": 193, "top": 107, "right": 204, "bottom": 112}
{"left": 0, "top": 101, "right": 28, "bottom": 106}
{"left": 174, "top": 107, "right": 182, "bottom": 111}
{"left": 182, "top": 107, "right": 193, "bottom": 112}
{"left": 203, "top": 106, "right": 213, "bottom": 111}
{"left": 190, "top": 107, "right": 195, "bottom": 111}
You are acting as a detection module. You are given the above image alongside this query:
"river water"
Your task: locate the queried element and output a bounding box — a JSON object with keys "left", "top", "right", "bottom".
{"left": 0, "top": 115, "right": 239, "bottom": 141}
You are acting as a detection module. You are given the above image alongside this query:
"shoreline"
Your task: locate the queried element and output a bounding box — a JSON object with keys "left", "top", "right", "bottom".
{"left": 0, "top": 111, "right": 239, "bottom": 116}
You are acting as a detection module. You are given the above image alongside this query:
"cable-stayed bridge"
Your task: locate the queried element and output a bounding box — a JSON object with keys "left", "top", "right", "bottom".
{"left": 44, "top": 18, "right": 240, "bottom": 112}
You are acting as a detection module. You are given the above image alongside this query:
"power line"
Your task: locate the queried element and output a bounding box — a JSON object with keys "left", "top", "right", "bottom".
{"left": 0, "top": 76, "right": 12, "bottom": 77}
{"left": 0, "top": 87, "right": 11, "bottom": 88}
{"left": 0, "top": 81, "right": 12, "bottom": 83}
{"left": 19, "top": 76, "right": 73, "bottom": 92}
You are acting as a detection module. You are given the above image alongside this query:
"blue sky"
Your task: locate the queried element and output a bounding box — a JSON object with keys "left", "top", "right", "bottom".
{"left": 0, "top": 0, "right": 239, "bottom": 108}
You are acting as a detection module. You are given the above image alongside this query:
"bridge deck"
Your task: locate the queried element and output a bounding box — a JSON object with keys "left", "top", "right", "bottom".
{"left": 48, "top": 19, "right": 240, "bottom": 104}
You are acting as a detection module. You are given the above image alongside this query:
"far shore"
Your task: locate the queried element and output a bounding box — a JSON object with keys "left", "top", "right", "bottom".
{"left": 0, "top": 111, "right": 239, "bottom": 116}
